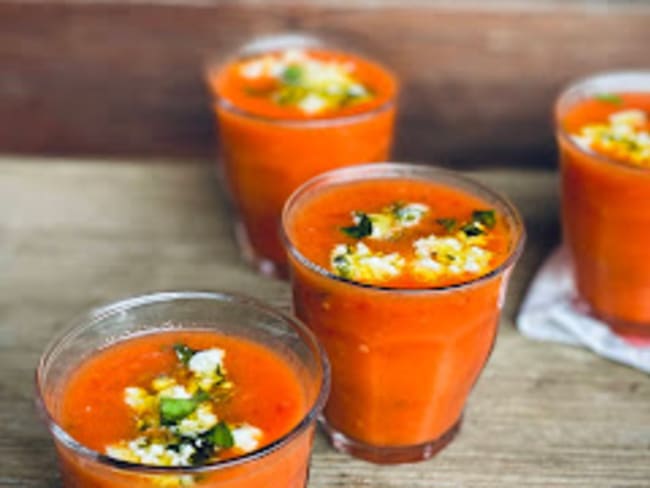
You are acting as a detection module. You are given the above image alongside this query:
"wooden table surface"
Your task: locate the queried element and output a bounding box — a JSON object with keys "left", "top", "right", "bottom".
{"left": 1, "top": 156, "right": 648, "bottom": 487}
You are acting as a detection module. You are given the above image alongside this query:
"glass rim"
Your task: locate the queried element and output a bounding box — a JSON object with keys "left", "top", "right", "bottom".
{"left": 280, "top": 162, "right": 526, "bottom": 295}
{"left": 35, "top": 290, "right": 331, "bottom": 475}
{"left": 554, "top": 69, "right": 650, "bottom": 173}
{"left": 203, "top": 34, "right": 398, "bottom": 127}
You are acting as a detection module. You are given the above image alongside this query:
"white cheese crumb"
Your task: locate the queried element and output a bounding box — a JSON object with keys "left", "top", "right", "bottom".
{"left": 174, "top": 404, "right": 218, "bottom": 437}
{"left": 124, "top": 387, "right": 149, "bottom": 412}
{"left": 610, "top": 109, "right": 647, "bottom": 128}
{"left": 331, "top": 242, "right": 405, "bottom": 282}
{"left": 237, "top": 49, "right": 370, "bottom": 115}
{"left": 240, "top": 59, "right": 266, "bottom": 79}
{"left": 188, "top": 348, "right": 225, "bottom": 376}
{"left": 158, "top": 385, "right": 192, "bottom": 400}
{"left": 107, "top": 437, "right": 196, "bottom": 467}
{"left": 412, "top": 233, "right": 493, "bottom": 280}
{"left": 298, "top": 93, "right": 329, "bottom": 114}
{"left": 231, "top": 424, "right": 263, "bottom": 453}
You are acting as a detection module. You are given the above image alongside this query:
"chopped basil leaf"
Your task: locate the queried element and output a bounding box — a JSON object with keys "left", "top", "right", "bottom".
{"left": 472, "top": 209, "right": 496, "bottom": 229}
{"left": 461, "top": 223, "right": 485, "bottom": 237}
{"left": 173, "top": 343, "right": 195, "bottom": 365}
{"left": 436, "top": 218, "right": 457, "bottom": 232}
{"left": 194, "top": 389, "right": 211, "bottom": 403}
{"left": 210, "top": 421, "right": 235, "bottom": 449}
{"left": 594, "top": 93, "right": 622, "bottom": 105}
{"left": 281, "top": 65, "right": 303, "bottom": 85}
{"left": 160, "top": 397, "right": 199, "bottom": 425}
{"left": 187, "top": 422, "right": 235, "bottom": 465}
{"left": 341, "top": 213, "right": 373, "bottom": 239}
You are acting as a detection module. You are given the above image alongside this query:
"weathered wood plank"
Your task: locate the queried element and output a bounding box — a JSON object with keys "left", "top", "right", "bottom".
{"left": 1, "top": 156, "right": 649, "bottom": 487}
{"left": 0, "top": 1, "right": 648, "bottom": 167}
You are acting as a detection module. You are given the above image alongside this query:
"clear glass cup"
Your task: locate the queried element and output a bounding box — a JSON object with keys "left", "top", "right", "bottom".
{"left": 205, "top": 34, "right": 398, "bottom": 278}
{"left": 36, "top": 291, "right": 329, "bottom": 488}
{"left": 281, "top": 163, "right": 525, "bottom": 464}
{"left": 555, "top": 71, "right": 650, "bottom": 338}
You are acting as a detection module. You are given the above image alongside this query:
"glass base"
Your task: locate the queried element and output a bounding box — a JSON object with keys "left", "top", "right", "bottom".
{"left": 234, "top": 221, "right": 287, "bottom": 279}
{"left": 572, "top": 296, "right": 650, "bottom": 342}
{"left": 597, "top": 315, "right": 650, "bottom": 343}
{"left": 320, "top": 416, "right": 462, "bottom": 464}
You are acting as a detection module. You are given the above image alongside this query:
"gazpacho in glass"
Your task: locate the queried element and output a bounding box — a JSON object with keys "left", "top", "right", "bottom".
{"left": 36, "top": 291, "right": 329, "bottom": 487}
{"left": 281, "top": 163, "right": 525, "bottom": 463}
{"left": 205, "top": 35, "right": 398, "bottom": 278}
{"left": 556, "top": 71, "right": 650, "bottom": 338}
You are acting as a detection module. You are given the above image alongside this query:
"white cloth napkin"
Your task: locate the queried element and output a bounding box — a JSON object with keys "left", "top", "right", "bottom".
{"left": 517, "top": 246, "right": 650, "bottom": 373}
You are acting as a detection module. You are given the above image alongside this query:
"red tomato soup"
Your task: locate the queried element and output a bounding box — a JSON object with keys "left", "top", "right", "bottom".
{"left": 283, "top": 168, "right": 523, "bottom": 462}
{"left": 54, "top": 330, "right": 311, "bottom": 487}
{"left": 206, "top": 47, "right": 397, "bottom": 276}
{"left": 558, "top": 86, "right": 650, "bottom": 336}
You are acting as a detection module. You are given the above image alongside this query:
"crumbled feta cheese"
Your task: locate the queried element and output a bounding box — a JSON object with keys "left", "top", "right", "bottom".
{"left": 349, "top": 202, "right": 429, "bottom": 240}
{"left": 240, "top": 59, "right": 266, "bottom": 79}
{"left": 188, "top": 348, "right": 225, "bottom": 376}
{"left": 108, "top": 345, "right": 263, "bottom": 468}
{"left": 124, "top": 387, "right": 150, "bottom": 412}
{"left": 348, "top": 83, "right": 366, "bottom": 97}
{"left": 331, "top": 242, "right": 405, "bottom": 282}
{"left": 158, "top": 385, "right": 192, "bottom": 400}
{"left": 231, "top": 424, "right": 263, "bottom": 453}
{"left": 572, "top": 108, "right": 650, "bottom": 166}
{"left": 174, "top": 404, "right": 218, "bottom": 437}
{"left": 610, "top": 109, "right": 647, "bottom": 128}
{"left": 412, "top": 233, "right": 493, "bottom": 280}
{"left": 298, "top": 93, "right": 328, "bottom": 114}
{"left": 107, "top": 437, "right": 196, "bottom": 467}
{"left": 237, "top": 49, "right": 372, "bottom": 114}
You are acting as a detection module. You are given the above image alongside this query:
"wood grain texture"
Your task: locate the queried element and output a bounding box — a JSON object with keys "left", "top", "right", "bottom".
{"left": 0, "top": 1, "right": 648, "bottom": 168}
{"left": 1, "top": 155, "right": 649, "bottom": 487}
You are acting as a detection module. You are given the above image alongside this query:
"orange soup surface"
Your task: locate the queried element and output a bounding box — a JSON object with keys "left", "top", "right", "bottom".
{"left": 288, "top": 178, "right": 513, "bottom": 289}
{"left": 211, "top": 48, "right": 396, "bottom": 120}
{"left": 562, "top": 92, "right": 650, "bottom": 167}
{"left": 58, "top": 330, "right": 306, "bottom": 467}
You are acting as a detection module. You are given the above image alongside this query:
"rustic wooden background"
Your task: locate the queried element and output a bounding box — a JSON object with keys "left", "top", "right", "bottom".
{"left": 1, "top": 0, "right": 649, "bottom": 167}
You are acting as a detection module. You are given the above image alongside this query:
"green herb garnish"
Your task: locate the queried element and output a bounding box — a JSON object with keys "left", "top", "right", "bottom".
{"left": 160, "top": 397, "right": 200, "bottom": 425}
{"left": 341, "top": 213, "right": 373, "bottom": 239}
{"left": 160, "top": 390, "right": 212, "bottom": 425}
{"left": 173, "top": 343, "right": 196, "bottom": 365}
{"left": 436, "top": 218, "right": 457, "bottom": 232}
{"left": 210, "top": 421, "right": 235, "bottom": 449}
{"left": 281, "top": 65, "right": 303, "bottom": 86}
{"left": 472, "top": 209, "right": 496, "bottom": 229}
{"left": 461, "top": 223, "right": 485, "bottom": 237}
{"left": 187, "top": 422, "right": 235, "bottom": 465}
{"left": 594, "top": 93, "right": 622, "bottom": 105}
